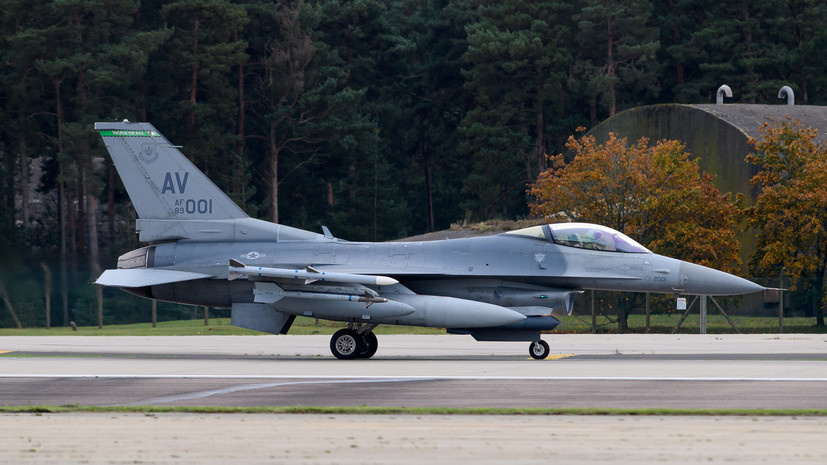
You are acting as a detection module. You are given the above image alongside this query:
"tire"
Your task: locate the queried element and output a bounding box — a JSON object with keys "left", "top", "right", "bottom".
{"left": 529, "top": 340, "right": 550, "bottom": 360}
{"left": 330, "top": 329, "right": 363, "bottom": 360}
{"left": 357, "top": 332, "right": 378, "bottom": 359}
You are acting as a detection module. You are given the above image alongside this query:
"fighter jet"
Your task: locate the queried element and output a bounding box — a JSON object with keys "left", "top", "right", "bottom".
{"left": 94, "top": 121, "right": 765, "bottom": 359}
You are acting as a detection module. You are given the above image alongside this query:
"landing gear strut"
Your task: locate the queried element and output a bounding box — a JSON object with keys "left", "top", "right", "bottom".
{"left": 329, "top": 323, "right": 378, "bottom": 359}
{"left": 529, "top": 340, "right": 550, "bottom": 359}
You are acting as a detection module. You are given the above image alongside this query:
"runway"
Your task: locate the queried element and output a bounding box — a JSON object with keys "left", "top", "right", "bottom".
{"left": 1, "top": 334, "right": 825, "bottom": 409}
{"left": 2, "top": 334, "right": 826, "bottom": 464}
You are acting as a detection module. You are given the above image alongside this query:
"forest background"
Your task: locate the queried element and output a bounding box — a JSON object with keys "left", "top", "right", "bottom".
{"left": 2, "top": 0, "right": 826, "bottom": 328}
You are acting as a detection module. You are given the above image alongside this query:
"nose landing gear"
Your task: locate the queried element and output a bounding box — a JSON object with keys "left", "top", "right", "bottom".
{"left": 529, "top": 340, "right": 550, "bottom": 359}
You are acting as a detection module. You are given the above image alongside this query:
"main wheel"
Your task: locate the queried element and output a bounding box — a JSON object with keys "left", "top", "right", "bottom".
{"left": 529, "top": 340, "right": 550, "bottom": 360}
{"left": 357, "top": 332, "right": 378, "bottom": 359}
{"left": 330, "top": 329, "right": 363, "bottom": 359}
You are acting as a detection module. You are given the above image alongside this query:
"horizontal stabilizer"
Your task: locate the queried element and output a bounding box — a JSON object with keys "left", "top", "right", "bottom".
{"left": 96, "top": 268, "right": 214, "bottom": 288}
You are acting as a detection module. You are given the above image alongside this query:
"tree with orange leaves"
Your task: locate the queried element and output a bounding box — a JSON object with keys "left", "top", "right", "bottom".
{"left": 528, "top": 131, "right": 744, "bottom": 330}
{"left": 529, "top": 131, "right": 743, "bottom": 271}
{"left": 747, "top": 118, "right": 827, "bottom": 327}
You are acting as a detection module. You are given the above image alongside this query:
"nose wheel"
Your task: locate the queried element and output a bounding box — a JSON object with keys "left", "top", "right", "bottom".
{"left": 529, "top": 340, "right": 550, "bottom": 359}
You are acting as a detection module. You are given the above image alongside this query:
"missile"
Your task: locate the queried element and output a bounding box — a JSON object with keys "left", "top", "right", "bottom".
{"left": 254, "top": 282, "right": 416, "bottom": 318}
{"left": 228, "top": 259, "right": 398, "bottom": 286}
{"left": 253, "top": 282, "right": 388, "bottom": 307}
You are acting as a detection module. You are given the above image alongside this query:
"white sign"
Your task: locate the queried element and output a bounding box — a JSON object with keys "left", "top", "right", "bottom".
{"left": 676, "top": 297, "right": 687, "bottom": 310}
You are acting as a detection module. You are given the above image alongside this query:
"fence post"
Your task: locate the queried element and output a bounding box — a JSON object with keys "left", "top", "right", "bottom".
{"left": 699, "top": 295, "right": 707, "bottom": 334}
{"left": 590, "top": 290, "right": 596, "bottom": 333}
{"left": 778, "top": 268, "right": 785, "bottom": 333}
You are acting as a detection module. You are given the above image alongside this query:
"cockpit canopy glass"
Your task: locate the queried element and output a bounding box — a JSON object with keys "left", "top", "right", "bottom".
{"left": 549, "top": 223, "right": 650, "bottom": 253}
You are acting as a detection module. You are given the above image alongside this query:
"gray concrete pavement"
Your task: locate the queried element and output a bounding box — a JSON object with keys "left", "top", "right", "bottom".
{"left": 2, "top": 413, "right": 826, "bottom": 465}
{"left": 1, "top": 334, "right": 825, "bottom": 409}
{"left": 2, "top": 334, "right": 826, "bottom": 464}
{"left": 3, "top": 377, "right": 825, "bottom": 409}
{"left": 3, "top": 333, "right": 826, "bottom": 357}
{"left": 3, "top": 356, "right": 827, "bottom": 379}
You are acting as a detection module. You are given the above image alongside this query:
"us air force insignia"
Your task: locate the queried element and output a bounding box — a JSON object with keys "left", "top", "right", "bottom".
{"left": 535, "top": 253, "right": 547, "bottom": 269}
{"left": 139, "top": 143, "right": 159, "bottom": 164}
{"left": 244, "top": 251, "right": 265, "bottom": 260}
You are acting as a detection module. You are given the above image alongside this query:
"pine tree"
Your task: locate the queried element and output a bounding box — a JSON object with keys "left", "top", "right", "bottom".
{"left": 571, "top": 0, "right": 660, "bottom": 123}
{"left": 773, "top": 0, "right": 827, "bottom": 104}
{"left": 685, "top": 1, "right": 787, "bottom": 103}
{"left": 159, "top": 0, "right": 249, "bottom": 182}
{"left": 459, "top": 0, "right": 574, "bottom": 220}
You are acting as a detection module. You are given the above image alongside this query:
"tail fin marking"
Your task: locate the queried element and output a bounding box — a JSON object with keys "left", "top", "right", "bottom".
{"left": 95, "top": 121, "right": 247, "bottom": 221}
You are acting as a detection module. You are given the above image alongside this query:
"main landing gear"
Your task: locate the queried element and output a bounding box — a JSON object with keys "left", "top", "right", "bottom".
{"left": 330, "top": 323, "right": 379, "bottom": 359}
{"left": 529, "top": 340, "right": 550, "bottom": 359}
{"left": 329, "top": 325, "right": 550, "bottom": 360}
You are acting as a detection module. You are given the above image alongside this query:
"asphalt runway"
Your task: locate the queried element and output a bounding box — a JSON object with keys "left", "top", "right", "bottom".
{"left": 1, "top": 334, "right": 825, "bottom": 409}
{"left": 2, "top": 334, "right": 826, "bottom": 464}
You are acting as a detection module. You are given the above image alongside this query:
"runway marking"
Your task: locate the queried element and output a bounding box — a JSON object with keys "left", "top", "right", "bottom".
{"left": 122, "top": 378, "right": 435, "bottom": 406}
{"left": 3, "top": 374, "right": 827, "bottom": 382}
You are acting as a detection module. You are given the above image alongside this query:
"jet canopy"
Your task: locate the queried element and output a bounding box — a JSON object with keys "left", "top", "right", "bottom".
{"left": 505, "top": 223, "right": 650, "bottom": 253}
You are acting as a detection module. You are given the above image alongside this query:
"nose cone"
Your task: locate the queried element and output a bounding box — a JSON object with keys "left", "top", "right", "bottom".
{"left": 679, "top": 261, "right": 765, "bottom": 295}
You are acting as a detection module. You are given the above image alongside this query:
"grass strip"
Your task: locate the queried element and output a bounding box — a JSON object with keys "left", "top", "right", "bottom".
{"left": 1, "top": 405, "right": 825, "bottom": 416}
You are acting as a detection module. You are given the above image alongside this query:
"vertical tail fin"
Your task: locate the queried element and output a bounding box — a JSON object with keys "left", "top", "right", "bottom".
{"left": 95, "top": 121, "right": 247, "bottom": 220}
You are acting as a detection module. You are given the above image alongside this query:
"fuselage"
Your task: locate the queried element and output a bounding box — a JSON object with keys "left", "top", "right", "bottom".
{"left": 119, "top": 224, "right": 762, "bottom": 311}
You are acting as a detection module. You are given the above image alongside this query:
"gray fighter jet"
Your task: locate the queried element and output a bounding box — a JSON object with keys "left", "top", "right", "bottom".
{"left": 94, "top": 121, "right": 765, "bottom": 359}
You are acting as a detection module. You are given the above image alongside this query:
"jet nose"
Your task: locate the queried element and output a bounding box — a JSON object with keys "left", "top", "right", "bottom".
{"left": 679, "top": 262, "right": 765, "bottom": 296}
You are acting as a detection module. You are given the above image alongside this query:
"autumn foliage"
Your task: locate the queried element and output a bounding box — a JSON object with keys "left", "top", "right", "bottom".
{"left": 528, "top": 131, "right": 743, "bottom": 274}
{"left": 746, "top": 118, "right": 827, "bottom": 326}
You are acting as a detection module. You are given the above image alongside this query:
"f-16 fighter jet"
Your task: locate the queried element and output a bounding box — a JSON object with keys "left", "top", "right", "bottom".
{"left": 94, "top": 121, "right": 765, "bottom": 359}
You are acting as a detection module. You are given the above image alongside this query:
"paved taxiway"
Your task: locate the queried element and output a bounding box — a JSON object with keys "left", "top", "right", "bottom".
{"left": 2, "top": 334, "right": 826, "bottom": 464}
{"left": 1, "top": 334, "right": 825, "bottom": 409}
